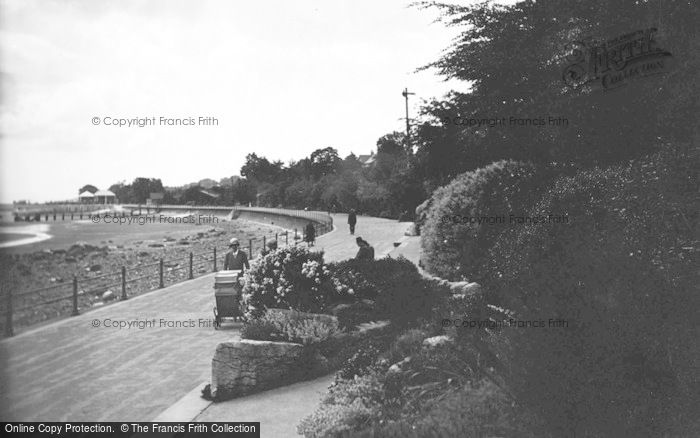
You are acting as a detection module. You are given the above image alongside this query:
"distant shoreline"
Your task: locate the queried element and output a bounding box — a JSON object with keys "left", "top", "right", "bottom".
{"left": 0, "top": 224, "right": 52, "bottom": 248}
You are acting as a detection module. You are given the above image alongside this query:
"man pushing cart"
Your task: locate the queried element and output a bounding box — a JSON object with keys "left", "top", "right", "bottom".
{"left": 213, "top": 238, "right": 249, "bottom": 328}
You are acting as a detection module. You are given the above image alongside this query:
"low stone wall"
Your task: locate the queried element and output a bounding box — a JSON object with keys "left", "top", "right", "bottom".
{"left": 211, "top": 339, "right": 306, "bottom": 399}
{"left": 209, "top": 318, "right": 391, "bottom": 401}
{"left": 231, "top": 209, "right": 332, "bottom": 238}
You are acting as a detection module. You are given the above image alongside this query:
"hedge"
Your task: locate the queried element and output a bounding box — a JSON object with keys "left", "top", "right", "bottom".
{"left": 483, "top": 144, "right": 699, "bottom": 436}
{"left": 420, "top": 160, "right": 556, "bottom": 281}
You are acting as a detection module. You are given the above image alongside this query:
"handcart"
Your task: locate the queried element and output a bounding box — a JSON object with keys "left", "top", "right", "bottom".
{"left": 213, "top": 270, "right": 243, "bottom": 328}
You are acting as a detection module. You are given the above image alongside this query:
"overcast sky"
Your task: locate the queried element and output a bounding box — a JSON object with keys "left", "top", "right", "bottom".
{"left": 0, "top": 0, "right": 470, "bottom": 203}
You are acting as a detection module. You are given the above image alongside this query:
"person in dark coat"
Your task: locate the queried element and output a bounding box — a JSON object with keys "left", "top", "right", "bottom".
{"left": 305, "top": 222, "right": 316, "bottom": 247}
{"left": 260, "top": 240, "right": 278, "bottom": 257}
{"left": 224, "top": 238, "right": 249, "bottom": 271}
{"left": 348, "top": 209, "right": 357, "bottom": 234}
{"left": 355, "top": 237, "right": 374, "bottom": 261}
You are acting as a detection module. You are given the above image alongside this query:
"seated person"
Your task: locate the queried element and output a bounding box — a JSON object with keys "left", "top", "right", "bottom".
{"left": 354, "top": 237, "right": 374, "bottom": 261}
{"left": 224, "top": 238, "right": 250, "bottom": 271}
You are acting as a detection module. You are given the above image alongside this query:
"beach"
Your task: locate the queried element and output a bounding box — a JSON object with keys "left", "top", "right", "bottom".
{"left": 0, "top": 217, "right": 288, "bottom": 332}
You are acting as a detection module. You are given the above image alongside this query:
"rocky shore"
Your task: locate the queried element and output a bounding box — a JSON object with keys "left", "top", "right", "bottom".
{"left": 0, "top": 220, "right": 288, "bottom": 332}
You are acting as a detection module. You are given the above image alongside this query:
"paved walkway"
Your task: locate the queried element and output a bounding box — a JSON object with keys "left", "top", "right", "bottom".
{"left": 0, "top": 213, "right": 410, "bottom": 426}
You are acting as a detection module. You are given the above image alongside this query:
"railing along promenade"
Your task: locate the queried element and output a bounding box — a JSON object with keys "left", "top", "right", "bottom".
{"left": 1, "top": 206, "right": 333, "bottom": 337}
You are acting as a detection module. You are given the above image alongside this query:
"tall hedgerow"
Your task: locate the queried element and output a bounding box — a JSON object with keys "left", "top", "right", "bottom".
{"left": 484, "top": 144, "right": 699, "bottom": 436}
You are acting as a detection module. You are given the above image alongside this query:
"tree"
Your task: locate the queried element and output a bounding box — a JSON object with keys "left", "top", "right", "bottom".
{"left": 130, "top": 178, "right": 165, "bottom": 204}
{"left": 108, "top": 182, "right": 131, "bottom": 202}
{"left": 415, "top": 0, "right": 699, "bottom": 167}
{"left": 231, "top": 178, "right": 256, "bottom": 205}
{"left": 78, "top": 184, "right": 98, "bottom": 194}
{"left": 240, "top": 153, "right": 283, "bottom": 183}
{"left": 309, "top": 147, "right": 341, "bottom": 179}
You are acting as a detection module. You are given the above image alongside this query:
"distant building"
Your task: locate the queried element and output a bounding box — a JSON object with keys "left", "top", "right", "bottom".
{"left": 147, "top": 192, "right": 164, "bottom": 206}
{"left": 357, "top": 153, "right": 375, "bottom": 167}
{"left": 79, "top": 191, "right": 95, "bottom": 204}
{"left": 94, "top": 189, "right": 117, "bottom": 204}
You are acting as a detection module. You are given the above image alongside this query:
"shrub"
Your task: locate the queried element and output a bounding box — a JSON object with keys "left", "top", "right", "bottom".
{"left": 420, "top": 160, "right": 557, "bottom": 281}
{"left": 333, "top": 302, "right": 379, "bottom": 330}
{"left": 484, "top": 145, "right": 699, "bottom": 436}
{"left": 241, "top": 310, "right": 341, "bottom": 345}
{"left": 330, "top": 257, "right": 447, "bottom": 328}
{"left": 386, "top": 328, "right": 429, "bottom": 363}
{"left": 241, "top": 246, "right": 337, "bottom": 317}
{"left": 371, "top": 258, "right": 446, "bottom": 327}
{"left": 329, "top": 257, "right": 442, "bottom": 326}
{"left": 328, "top": 261, "right": 376, "bottom": 302}
{"left": 350, "top": 379, "right": 545, "bottom": 438}
{"left": 297, "top": 372, "right": 388, "bottom": 438}
{"left": 337, "top": 338, "right": 389, "bottom": 381}
{"left": 239, "top": 317, "right": 279, "bottom": 341}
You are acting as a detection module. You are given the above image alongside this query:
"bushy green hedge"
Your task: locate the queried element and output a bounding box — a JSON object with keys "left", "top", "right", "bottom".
{"left": 420, "top": 160, "right": 555, "bottom": 281}
{"left": 484, "top": 145, "right": 699, "bottom": 436}
{"left": 329, "top": 257, "right": 447, "bottom": 327}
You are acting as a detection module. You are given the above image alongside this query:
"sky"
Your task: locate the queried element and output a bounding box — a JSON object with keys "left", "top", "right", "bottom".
{"left": 0, "top": 0, "right": 471, "bottom": 203}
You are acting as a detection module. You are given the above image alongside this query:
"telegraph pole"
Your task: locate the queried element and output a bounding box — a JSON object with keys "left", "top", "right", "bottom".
{"left": 402, "top": 87, "right": 415, "bottom": 140}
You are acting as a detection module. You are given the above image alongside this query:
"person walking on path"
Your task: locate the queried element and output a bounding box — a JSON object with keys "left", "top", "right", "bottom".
{"left": 348, "top": 209, "right": 357, "bottom": 235}
{"left": 305, "top": 222, "right": 316, "bottom": 247}
{"left": 224, "top": 238, "right": 250, "bottom": 271}
{"left": 354, "top": 237, "right": 374, "bottom": 261}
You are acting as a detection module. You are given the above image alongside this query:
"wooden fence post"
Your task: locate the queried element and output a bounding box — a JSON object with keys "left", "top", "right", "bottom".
{"left": 248, "top": 239, "right": 253, "bottom": 258}
{"left": 189, "top": 252, "right": 194, "bottom": 279}
{"left": 121, "top": 267, "right": 127, "bottom": 300}
{"left": 159, "top": 259, "right": 164, "bottom": 288}
{"left": 285, "top": 231, "right": 289, "bottom": 246}
{"left": 72, "top": 275, "right": 79, "bottom": 316}
{"left": 213, "top": 248, "right": 217, "bottom": 272}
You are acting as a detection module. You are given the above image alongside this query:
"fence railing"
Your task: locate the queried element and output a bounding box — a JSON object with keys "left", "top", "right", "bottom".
{"left": 15, "top": 204, "right": 336, "bottom": 229}
{"left": 11, "top": 204, "right": 115, "bottom": 222}
{"left": 1, "top": 218, "right": 333, "bottom": 337}
{"left": 231, "top": 206, "right": 333, "bottom": 235}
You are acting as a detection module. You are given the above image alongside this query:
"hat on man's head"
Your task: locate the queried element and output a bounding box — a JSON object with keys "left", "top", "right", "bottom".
{"left": 356, "top": 237, "right": 364, "bottom": 244}
{"left": 229, "top": 238, "right": 240, "bottom": 246}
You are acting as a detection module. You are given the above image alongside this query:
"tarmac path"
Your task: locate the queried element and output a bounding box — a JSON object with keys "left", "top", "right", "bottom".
{"left": 0, "top": 213, "right": 410, "bottom": 424}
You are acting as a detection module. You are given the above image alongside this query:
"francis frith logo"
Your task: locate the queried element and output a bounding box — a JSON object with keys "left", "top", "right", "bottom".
{"left": 562, "top": 28, "right": 672, "bottom": 91}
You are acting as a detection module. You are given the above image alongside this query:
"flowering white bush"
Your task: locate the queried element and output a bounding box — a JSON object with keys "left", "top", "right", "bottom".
{"left": 241, "top": 246, "right": 336, "bottom": 317}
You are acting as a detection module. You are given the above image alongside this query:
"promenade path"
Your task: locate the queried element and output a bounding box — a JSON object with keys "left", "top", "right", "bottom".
{"left": 0, "top": 213, "right": 410, "bottom": 425}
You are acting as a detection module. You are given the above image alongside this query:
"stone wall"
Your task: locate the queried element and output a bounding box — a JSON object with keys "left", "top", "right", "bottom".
{"left": 232, "top": 210, "right": 331, "bottom": 238}
{"left": 210, "top": 338, "right": 334, "bottom": 400}
{"left": 211, "top": 340, "right": 304, "bottom": 398}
